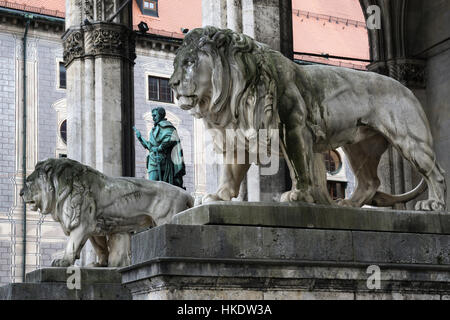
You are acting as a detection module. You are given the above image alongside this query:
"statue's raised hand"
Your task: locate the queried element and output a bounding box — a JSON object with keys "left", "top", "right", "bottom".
{"left": 133, "top": 126, "right": 141, "bottom": 138}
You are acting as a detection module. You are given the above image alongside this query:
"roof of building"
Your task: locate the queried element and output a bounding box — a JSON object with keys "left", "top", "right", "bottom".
{"left": 0, "top": 0, "right": 64, "bottom": 17}
{"left": 0, "top": 0, "right": 369, "bottom": 67}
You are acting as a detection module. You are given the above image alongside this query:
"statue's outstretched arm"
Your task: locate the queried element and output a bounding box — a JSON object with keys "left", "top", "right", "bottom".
{"left": 133, "top": 126, "right": 150, "bottom": 150}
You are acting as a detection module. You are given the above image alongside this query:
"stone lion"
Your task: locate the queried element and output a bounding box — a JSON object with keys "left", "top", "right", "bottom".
{"left": 20, "top": 158, "right": 194, "bottom": 267}
{"left": 169, "top": 26, "right": 446, "bottom": 211}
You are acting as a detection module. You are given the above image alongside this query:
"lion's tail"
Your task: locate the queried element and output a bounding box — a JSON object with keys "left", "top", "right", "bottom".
{"left": 369, "top": 179, "right": 427, "bottom": 207}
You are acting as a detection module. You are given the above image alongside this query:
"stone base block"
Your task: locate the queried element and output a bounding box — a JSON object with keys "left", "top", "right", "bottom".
{"left": 120, "top": 202, "right": 450, "bottom": 300}
{"left": 0, "top": 268, "right": 131, "bottom": 300}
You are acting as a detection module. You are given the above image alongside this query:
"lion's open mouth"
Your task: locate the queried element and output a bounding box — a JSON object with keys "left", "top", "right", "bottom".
{"left": 178, "top": 95, "right": 197, "bottom": 110}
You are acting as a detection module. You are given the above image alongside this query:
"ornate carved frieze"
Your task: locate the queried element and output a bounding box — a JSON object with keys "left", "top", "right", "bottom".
{"left": 368, "top": 59, "right": 426, "bottom": 89}
{"left": 91, "top": 28, "right": 123, "bottom": 55}
{"left": 396, "top": 60, "right": 426, "bottom": 89}
{"left": 63, "top": 30, "right": 84, "bottom": 65}
{"left": 63, "top": 23, "right": 136, "bottom": 66}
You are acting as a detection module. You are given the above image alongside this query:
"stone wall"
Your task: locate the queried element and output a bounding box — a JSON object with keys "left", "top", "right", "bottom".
{"left": 407, "top": 0, "right": 450, "bottom": 206}
{"left": 427, "top": 50, "right": 450, "bottom": 207}
{"left": 0, "top": 241, "right": 11, "bottom": 287}
{"left": 37, "top": 39, "right": 65, "bottom": 161}
{"left": 0, "top": 32, "right": 16, "bottom": 214}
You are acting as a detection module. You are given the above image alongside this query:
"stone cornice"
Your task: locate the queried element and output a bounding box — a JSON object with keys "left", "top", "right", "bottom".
{"left": 0, "top": 9, "right": 64, "bottom": 39}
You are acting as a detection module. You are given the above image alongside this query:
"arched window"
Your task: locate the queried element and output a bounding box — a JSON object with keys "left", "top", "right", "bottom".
{"left": 323, "top": 150, "right": 342, "bottom": 175}
{"left": 59, "top": 119, "right": 67, "bottom": 145}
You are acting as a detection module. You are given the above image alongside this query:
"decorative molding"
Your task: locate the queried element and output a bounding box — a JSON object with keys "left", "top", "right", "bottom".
{"left": 91, "top": 28, "right": 123, "bottom": 55}
{"left": 368, "top": 59, "right": 426, "bottom": 88}
{"left": 84, "top": 0, "right": 94, "bottom": 21}
{"left": 63, "top": 23, "right": 136, "bottom": 66}
{"left": 63, "top": 29, "right": 84, "bottom": 65}
{"left": 395, "top": 60, "right": 426, "bottom": 89}
{"left": 96, "top": 0, "right": 103, "bottom": 21}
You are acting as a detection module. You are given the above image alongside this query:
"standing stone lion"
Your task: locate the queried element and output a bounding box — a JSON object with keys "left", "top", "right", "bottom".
{"left": 169, "top": 26, "right": 446, "bottom": 211}
{"left": 20, "top": 158, "right": 194, "bottom": 267}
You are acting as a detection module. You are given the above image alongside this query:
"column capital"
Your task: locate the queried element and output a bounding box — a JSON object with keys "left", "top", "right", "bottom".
{"left": 63, "top": 22, "right": 136, "bottom": 67}
{"left": 368, "top": 58, "right": 426, "bottom": 89}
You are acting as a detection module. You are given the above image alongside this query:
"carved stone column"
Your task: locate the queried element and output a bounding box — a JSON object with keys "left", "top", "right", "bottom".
{"left": 64, "top": 0, "right": 136, "bottom": 264}
{"left": 64, "top": 0, "right": 136, "bottom": 177}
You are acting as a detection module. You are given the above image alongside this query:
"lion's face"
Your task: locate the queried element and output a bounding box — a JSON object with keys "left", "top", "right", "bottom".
{"left": 20, "top": 164, "right": 55, "bottom": 214}
{"left": 170, "top": 47, "right": 213, "bottom": 114}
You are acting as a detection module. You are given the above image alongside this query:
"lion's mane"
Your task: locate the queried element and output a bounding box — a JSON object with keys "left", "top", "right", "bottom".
{"left": 180, "top": 26, "right": 280, "bottom": 134}
{"left": 35, "top": 158, "right": 100, "bottom": 234}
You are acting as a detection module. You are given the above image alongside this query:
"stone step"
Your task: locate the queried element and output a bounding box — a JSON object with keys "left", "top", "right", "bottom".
{"left": 171, "top": 202, "right": 449, "bottom": 234}
{"left": 1, "top": 268, "right": 131, "bottom": 300}
{"left": 25, "top": 267, "right": 122, "bottom": 284}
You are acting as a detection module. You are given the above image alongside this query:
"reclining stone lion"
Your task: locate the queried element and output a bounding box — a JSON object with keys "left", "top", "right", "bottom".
{"left": 20, "top": 158, "right": 194, "bottom": 267}
{"left": 169, "top": 26, "right": 446, "bottom": 211}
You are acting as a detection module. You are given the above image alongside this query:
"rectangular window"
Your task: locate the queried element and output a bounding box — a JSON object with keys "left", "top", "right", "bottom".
{"left": 59, "top": 62, "right": 66, "bottom": 89}
{"left": 148, "top": 76, "right": 173, "bottom": 103}
{"left": 327, "top": 181, "right": 346, "bottom": 200}
{"left": 141, "top": 0, "right": 158, "bottom": 17}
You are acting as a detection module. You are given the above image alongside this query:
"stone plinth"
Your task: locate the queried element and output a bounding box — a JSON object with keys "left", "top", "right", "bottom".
{"left": 120, "top": 202, "right": 450, "bottom": 300}
{"left": 0, "top": 268, "right": 131, "bottom": 300}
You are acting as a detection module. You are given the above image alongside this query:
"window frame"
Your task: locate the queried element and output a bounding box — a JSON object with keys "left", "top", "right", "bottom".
{"left": 59, "top": 119, "right": 67, "bottom": 145}
{"left": 141, "top": 0, "right": 158, "bottom": 17}
{"left": 323, "top": 150, "right": 342, "bottom": 175}
{"left": 146, "top": 75, "right": 174, "bottom": 104}
{"left": 56, "top": 58, "right": 67, "bottom": 90}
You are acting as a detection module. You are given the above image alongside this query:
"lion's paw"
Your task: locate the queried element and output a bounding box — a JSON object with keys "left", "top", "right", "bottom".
{"left": 201, "top": 193, "right": 224, "bottom": 204}
{"left": 336, "top": 198, "right": 358, "bottom": 207}
{"left": 280, "top": 190, "right": 314, "bottom": 203}
{"left": 415, "top": 199, "right": 446, "bottom": 211}
{"left": 51, "top": 258, "right": 72, "bottom": 267}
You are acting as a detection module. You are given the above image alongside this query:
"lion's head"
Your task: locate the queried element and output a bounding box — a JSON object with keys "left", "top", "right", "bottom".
{"left": 21, "top": 160, "right": 56, "bottom": 214}
{"left": 21, "top": 158, "right": 99, "bottom": 233}
{"left": 170, "top": 26, "right": 279, "bottom": 132}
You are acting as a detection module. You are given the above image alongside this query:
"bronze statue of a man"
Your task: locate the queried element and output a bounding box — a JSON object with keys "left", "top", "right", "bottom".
{"left": 133, "top": 107, "right": 186, "bottom": 188}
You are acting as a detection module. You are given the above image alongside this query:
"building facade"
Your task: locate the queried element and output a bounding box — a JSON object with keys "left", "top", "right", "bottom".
{"left": 0, "top": 0, "right": 368, "bottom": 285}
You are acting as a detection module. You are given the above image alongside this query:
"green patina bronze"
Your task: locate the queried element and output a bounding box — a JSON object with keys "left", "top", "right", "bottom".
{"left": 133, "top": 107, "right": 186, "bottom": 188}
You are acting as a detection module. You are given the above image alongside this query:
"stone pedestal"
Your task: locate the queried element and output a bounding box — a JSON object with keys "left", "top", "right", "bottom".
{"left": 120, "top": 203, "right": 450, "bottom": 300}
{"left": 0, "top": 268, "right": 131, "bottom": 300}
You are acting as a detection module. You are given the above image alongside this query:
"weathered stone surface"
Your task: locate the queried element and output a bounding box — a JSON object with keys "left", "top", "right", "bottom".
{"left": 0, "top": 283, "right": 131, "bottom": 300}
{"left": 171, "top": 26, "right": 446, "bottom": 211}
{"left": 172, "top": 202, "right": 450, "bottom": 234}
{"left": 25, "top": 267, "right": 122, "bottom": 284}
{"left": 0, "top": 267, "right": 131, "bottom": 300}
{"left": 121, "top": 220, "right": 450, "bottom": 300}
{"left": 21, "top": 158, "right": 193, "bottom": 268}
